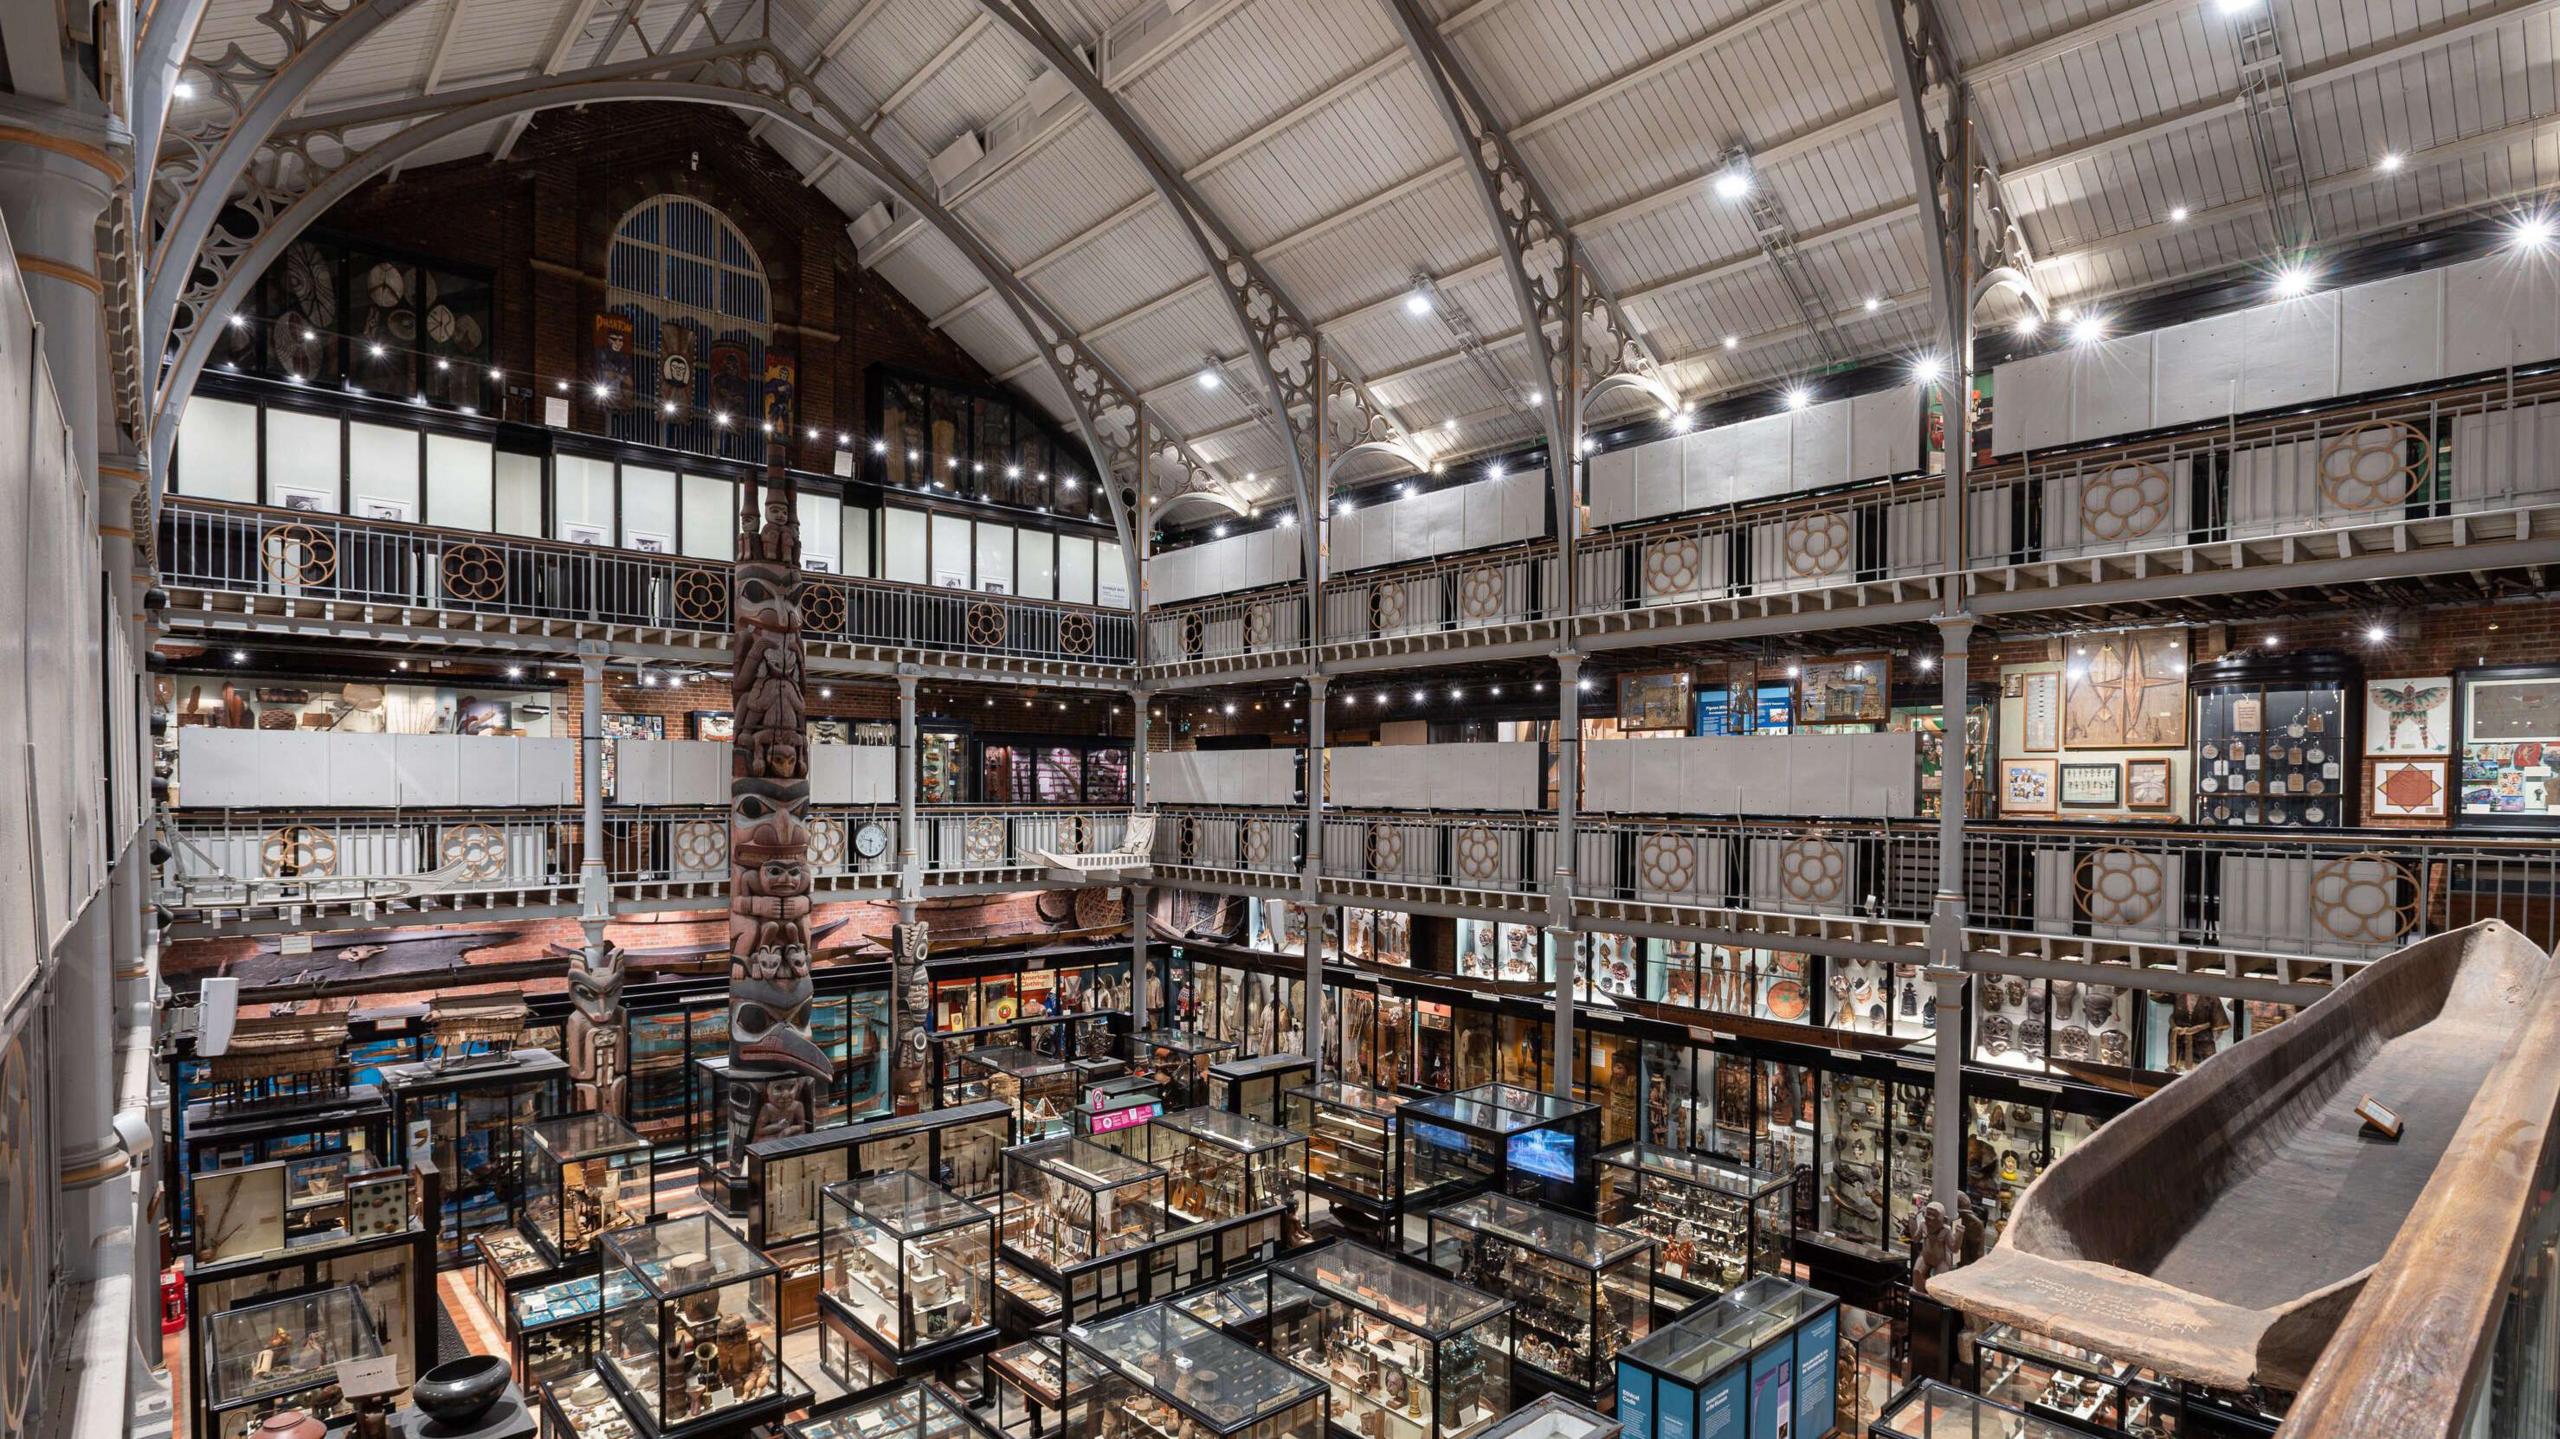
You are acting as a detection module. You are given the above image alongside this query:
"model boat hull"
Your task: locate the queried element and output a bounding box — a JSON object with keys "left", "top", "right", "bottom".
{"left": 1929, "top": 919, "right": 2556, "bottom": 1393}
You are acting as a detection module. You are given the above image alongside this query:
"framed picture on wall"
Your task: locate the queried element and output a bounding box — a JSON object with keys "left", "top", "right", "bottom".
{"left": 2021, "top": 671, "right": 2061, "bottom": 752}
{"left": 2061, "top": 762, "right": 2122, "bottom": 807}
{"left": 2125, "top": 758, "right": 2173, "bottom": 811}
{"left": 358, "top": 498, "right": 413, "bottom": 523}
{"left": 345, "top": 1169, "right": 411, "bottom": 1238}
{"left": 627, "top": 531, "right": 671, "bottom": 554}
{"left": 195, "top": 1162, "right": 288, "bottom": 1264}
{"left": 563, "top": 523, "right": 607, "bottom": 546}
{"left": 692, "top": 711, "right": 735, "bottom": 742}
{"left": 1796, "top": 654, "right": 1890, "bottom": 724}
{"left": 2365, "top": 676, "right": 2454, "bottom": 755}
{"left": 1616, "top": 669, "right": 1693, "bottom": 732}
{"left": 805, "top": 557, "right": 833, "bottom": 574}
{"left": 2001, "top": 758, "right": 2057, "bottom": 814}
{"left": 2063, "top": 626, "right": 2189, "bottom": 748}
{"left": 275, "top": 485, "right": 333, "bottom": 513}
{"left": 2371, "top": 758, "right": 2449, "bottom": 818}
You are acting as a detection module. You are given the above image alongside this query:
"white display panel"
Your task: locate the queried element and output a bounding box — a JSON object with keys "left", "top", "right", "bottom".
{"left": 176, "top": 729, "right": 578, "bottom": 807}
{"left": 1097, "top": 540, "right": 1128, "bottom": 607}
{"left": 1323, "top": 741, "right": 1542, "bottom": 810}
{"left": 553, "top": 453, "right": 615, "bottom": 542}
{"left": 798, "top": 489, "right": 843, "bottom": 573}
{"left": 681, "top": 473, "right": 734, "bottom": 559}
{"left": 842, "top": 506, "right": 875, "bottom": 578}
{"left": 425, "top": 434, "right": 494, "bottom": 530}
{"left": 1147, "top": 749, "right": 1297, "bottom": 806}
{"left": 882, "top": 507, "right": 928, "bottom": 585}
{"left": 346, "top": 422, "right": 420, "bottom": 522}
{"left": 930, "top": 513, "right": 972, "bottom": 587}
{"left": 1058, "top": 535, "right": 1095, "bottom": 605}
{"left": 176, "top": 397, "right": 260, "bottom": 501}
{"left": 621, "top": 465, "right": 677, "bottom": 552}
{"left": 1581, "top": 733, "right": 1919, "bottom": 818}
{"left": 1016, "top": 529, "right": 1054, "bottom": 599}
{"left": 264, "top": 408, "right": 341, "bottom": 511}
{"left": 973, "top": 520, "right": 1013, "bottom": 592}
{"left": 495, "top": 452, "right": 544, "bottom": 536}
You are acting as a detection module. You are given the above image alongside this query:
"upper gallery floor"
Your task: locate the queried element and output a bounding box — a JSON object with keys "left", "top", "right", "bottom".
{"left": 158, "top": 238, "right": 2560, "bottom": 685}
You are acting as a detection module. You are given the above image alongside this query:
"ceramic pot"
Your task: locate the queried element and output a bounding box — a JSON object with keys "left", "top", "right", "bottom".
{"left": 412, "top": 1354, "right": 509, "bottom": 1426}
{"left": 255, "top": 1411, "right": 328, "bottom": 1439}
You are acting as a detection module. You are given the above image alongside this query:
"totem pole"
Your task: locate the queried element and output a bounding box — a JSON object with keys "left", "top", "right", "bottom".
{"left": 568, "top": 648, "right": 624, "bottom": 1115}
{"left": 722, "top": 456, "right": 830, "bottom": 1181}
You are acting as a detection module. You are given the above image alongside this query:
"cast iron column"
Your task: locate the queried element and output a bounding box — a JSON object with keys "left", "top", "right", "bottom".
{"left": 1929, "top": 616, "right": 1974, "bottom": 1209}
{"left": 566, "top": 645, "right": 625, "bottom": 1114}
{"left": 1303, "top": 675, "right": 1328, "bottom": 1073}
{"left": 1550, "top": 653, "right": 1582, "bottom": 1096}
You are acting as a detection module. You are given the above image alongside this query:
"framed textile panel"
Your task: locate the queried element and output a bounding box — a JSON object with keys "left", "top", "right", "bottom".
{"left": 1616, "top": 669, "right": 1694, "bottom": 732}
{"left": 2063, "top": 627, "right": 2188, "bottom": 748}
{"left": 2370, "top": 758, "right": 2449, "bottom": 819}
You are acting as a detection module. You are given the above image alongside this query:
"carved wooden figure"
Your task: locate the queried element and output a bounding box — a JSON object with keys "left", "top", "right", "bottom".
{"left": 723, "top": 458, "right": 830, "bottom": 1172}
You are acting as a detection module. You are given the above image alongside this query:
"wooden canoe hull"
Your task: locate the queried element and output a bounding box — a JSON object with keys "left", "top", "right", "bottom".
{"left": 1929, "top": 919, "right": 2556, "bottom": 1393}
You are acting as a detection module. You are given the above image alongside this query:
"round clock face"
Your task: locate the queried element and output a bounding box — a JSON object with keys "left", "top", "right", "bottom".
{"left": 853, "top": 823, "right": 890, "bottom": 859}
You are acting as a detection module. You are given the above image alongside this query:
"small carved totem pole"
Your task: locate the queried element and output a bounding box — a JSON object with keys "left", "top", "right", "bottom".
{"left": 891, "top": 920, "right": 931, "bottom": 1115}
{"left": 722, "top": 456, "right": 829, "bottom": 1177}
{"left": 565, "top": 937, "right": 626, "bottom": 1115}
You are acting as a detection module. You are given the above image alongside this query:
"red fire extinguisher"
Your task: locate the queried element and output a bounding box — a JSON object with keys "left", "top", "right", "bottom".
{"left": 160, "top": 1267, "right": 187, "bottom": 1336}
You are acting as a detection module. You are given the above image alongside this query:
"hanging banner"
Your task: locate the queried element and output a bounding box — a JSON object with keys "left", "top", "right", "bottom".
{"left": 658, "top": 322, "right": 697, "bottom": 421}
{"left": 592, "top": 313, "right": 634, "bottom": 395}
{"left": 709, "top": 340, "right": 752, "bottom": 423}
{"left": 762, "top": 352, "right": 798, "bottom": 438}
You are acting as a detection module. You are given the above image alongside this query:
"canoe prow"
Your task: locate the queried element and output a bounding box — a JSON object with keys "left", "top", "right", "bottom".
{"left": 1929, "top": 919, "right": 2557, "bottom": 1393}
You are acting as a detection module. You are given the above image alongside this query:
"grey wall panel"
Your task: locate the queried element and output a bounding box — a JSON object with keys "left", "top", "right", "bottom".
{"left": 1994, "top": 350, "right": 2071, "bottom": 454}
{"left": 2070, "top": 333, "right": 2155, "bottom": 442}
{"left": 453, "top": 737, "right": 519, "bottom": 806}
{"left": 2238, "top": 291, "right": 2340, "bottom": 412}
{"left": 1684, "top": 424, "right": 1733, "bottom": 510}
{"left": 672, "top": 740, "right": 726, "bottom": 805}
{"left": 393, "top": 733, "right": 460, "bottom": 807}
{"left": 811, "top": 744, "right": 853, "bottom": 804}
{"left": 518, "top": 738, "right": 575, "bottom": 805}
{"left": 2151, "top": 310, "right": 2245, "bottom": 428}
{"left": 1790, "top": 396, "right": 1849, "bottom": 490}
{"left": 2339, "top": 271, "right": 2444, "bottom": 395}
{"left": 1587, "top": 448, "right": 1636, "bottom": 528}
{"left": 1849, "top": 385, "right": 1920, "bottom": 481}
{"left": 1636, "top": 432, "right": 1683, "bottom": 516}
{"left": 1500, "top": 470, "right": 1545, "bottom": 541}
{"left": 1728, "top": 414, "right": 1791, "bottom": 501}
{"left": 1582, "top": 738, "right": 1633, "bottom": 812}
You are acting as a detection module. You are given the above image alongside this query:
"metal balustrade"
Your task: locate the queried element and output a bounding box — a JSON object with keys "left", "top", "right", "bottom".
{"left": 1150, "top": 806, "right": 1554, "bottom": 895}
{"left": 158, "top": 497, "right": 1136, "bottom": 665}
{"left": 1144, "top": 587, "right": 1309, "bottom": 665}
{"left": 158, "top": 804, "right": 1143, "bottom": 911}
{"left": 1968, "top": 370, "right": 2560, "bottom": 568}
{"left": 1578, "top": 476, "right": 1948, "bottom": 613}
{"left": 1318, "top": 546, "right": 1560, "bottom": 646}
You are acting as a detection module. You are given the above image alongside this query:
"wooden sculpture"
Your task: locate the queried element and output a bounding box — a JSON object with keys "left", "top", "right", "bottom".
{"left": 1928, "top": 920, "right": 2558, "bottom": 1393}
{"left": 722, "top": 457, "right": 830, "bottom": 1170}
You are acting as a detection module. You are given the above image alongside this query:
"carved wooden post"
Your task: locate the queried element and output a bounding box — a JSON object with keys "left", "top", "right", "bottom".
{"left": 566, "top": 648, "right": 625, "bottom": 1114}
{"left": 720, "top": 457, "right": 829, "bottom": 1182}
{"left": 891, "top": 920, "right": 931, "bottom": 1115}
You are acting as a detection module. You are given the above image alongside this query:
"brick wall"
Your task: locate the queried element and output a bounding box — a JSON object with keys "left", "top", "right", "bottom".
{"left": 318, "top": 103, "right": 989, "bottom": 472}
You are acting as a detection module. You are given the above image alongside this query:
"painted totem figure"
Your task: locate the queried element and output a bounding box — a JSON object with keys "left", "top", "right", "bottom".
{"left": 566, "top": 936, "right": 627, "bottom": 1115}
{"left": 724, "top": 459, "right": 830, "bottom": 1172}
{"left": 891, "top": 920, "right": 931, "bottom": 1115}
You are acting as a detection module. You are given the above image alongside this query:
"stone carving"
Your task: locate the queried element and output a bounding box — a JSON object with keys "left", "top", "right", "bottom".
{"left": 723, "top": 458, "right": 828, "bottom": 1173}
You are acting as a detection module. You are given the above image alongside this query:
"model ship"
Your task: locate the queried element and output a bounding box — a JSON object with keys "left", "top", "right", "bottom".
{"left": 1929, "top": 920, "right": 2557, "bottom": 1392}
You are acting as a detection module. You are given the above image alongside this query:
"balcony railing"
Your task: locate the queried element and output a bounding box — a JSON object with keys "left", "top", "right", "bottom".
{"left": 1152, "top": 808, "right": 1556, "bottom": 897}
{"left": 1579, "top": 475, "right": 1948, "bottom": 612}
{"left": 159, "top": 804, "right": 1142, "bottom": 909}
{"left": 158, "top": 496, "right": 1137, "bottom": 666}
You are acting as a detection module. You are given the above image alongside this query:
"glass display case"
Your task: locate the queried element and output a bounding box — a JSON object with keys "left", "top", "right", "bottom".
{"left": 1399, "top": 1084, "right": 1599, "bottom": 1215}
{"left": 819, "top": 1170, "right": 996, "bottom": 1363}
{"left": 1870, "top": 1380, "right": 2088, "bottom": 1439}
{"left": 1140, "top": 1106, "right": 1308, "bottom": 1231}
{"left": 794, "top": 1378, "right": 1004, "bottom": 1439}
{"left": 999, "top": 1136, "right": 1170, "bottom": 1273}
{"left": 1173, "top": 1271, "right": 1317, "bottom": 1346}
{"left": 1614, "top": 1278, "right": 1839, "bottom": 1439}
{"left": 203, "top": 1284, "right": 385, "bottom": 1439}
{"left": 525, "top": 1112, "right": 655, "bottom": 1267}
{"left": 382, "top": 1048, "right": 567, "bottom": 1266}
{"left": 512, "top": 1274, "right": 604, "bottom": 1389}
{"left": 478, "top": 1225, "right": 559, "bottom": 1314}
{"left": 1064, "top": 1303, "right": 1329, "bottom": 1439}
{"left": 947, "top": 1044, "right": 1079, "bottom": 1142}
{"left": 596, "top": 1215, "right": 788, "bottom": 1437}
{"left": 1835, "top": 1305, "right": 1900, "bottom": 1438}
{"left": 1595, "top": 1143, "right": 1793, "bottom": 1298}
{"left": 745, "top": 1098, "right": 1015, "bottom": 1245}
{"left": 1128, "top": 1029, "right": 1241, "bottom": 1109}
{"left": 1267, "top": 1241, "right": 1513, "bottom": 1439}
{"left": 1975, "top": 1325, "right": 2182, "bottom": 1437}
{"left": 2188, "top": 650, "right": 2359, "bottom": 829}
{"left": 1294, "top": 1082, "right": 1407, "bottom": 1232}
{"left": 991, "top": 1338, "right": 1100, "bottom": 1439}
{"left": 180, "top": 1085, "right": 391, "bottom": 1249}
{"left": 1211, "top": 1054, "right": 1315, "bottom": 1129}
{"left": 541, "top": 1367, "right": 639, "bottom": 1439}
{"left": 1425, "top": 1193, "right": 1652, "bottom": 1400}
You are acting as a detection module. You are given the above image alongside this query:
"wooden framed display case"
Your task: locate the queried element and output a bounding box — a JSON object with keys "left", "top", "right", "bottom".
{"left": 382, "top": 1048, "right": 568, "bottom": 1266}
{"left": 1612, "top": 1278, "right": 1839, "bottom": 1439}
{"left": 945, "top": 1044, "right": 1081, "bottom": 1142}
{"left": 816, "top": 1171, "right": 999, "bottom": 1394}
{"left": 1125, "top": 1029, "right": 1240, "bottom": 1109}
{"left": 1398, "top": 1084, "right": 1600, "bottom": 1216}
{"left": 2187, "top": 649, "right": 2360, "bottom": 829}
{"left": 479, "top": 1225, "right": 566, "bottom": 1316}
{"left": 998, "top": 1136, "right": 1169, "bottom": 1274}
{"left": 1063, "top": 1304, "right": 1330, "bottom": 1439}
{"left": 1292, "top": 1081, "right": 1407, "bottom": 1238}
{"left": 991, "top": 1338, "right": 1100, "bottom": 1439}
{"left": 1135, "top": 1106, "right": 1308, "bottom": 1234}
{"left": 1264, "top": 1241, "right": 1514, "bottom": 1439}
{"left": 791, "top": 1378, "right": 1009, "bottom": 1439}
{"left": 187, "top": 1202, "right": 436, "bottom": 1439}
{"left": 1868, "top": 1379, "right": 2087, "bottom": 1439}
{"left": 1424, "top": 1193, "right": 1653, "bottom": 1403}
{"left": 511, "top": 1273, "right": 605, "bottom": 1390}
{"left": 180, "top": 1084, "right": 391, "bottom": 1248}
{"left": 1973, "top": 1324, "right": 2193, "bottom": 1439}
{"left": 594, "top": 1215, "right": 793, "bottom": 1438}
{"left": 1594, "top": 1143, "right": 1794, "bottom": 1300}
{"left": 1209, "top": 1054, "right": 1314, "bottom": 1129}
{"left": 524, "top": 1112, "right": 656, "bottom": 1268}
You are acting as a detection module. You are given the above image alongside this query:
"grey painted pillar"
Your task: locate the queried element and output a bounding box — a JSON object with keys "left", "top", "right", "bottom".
{"left": 1130, "top": 689, "right": 1152, "bottom": 1029}
{"left": 1303, "top": 676, "right": 1329, "bottom": 1076}
{"left": 1551, "top": 654, "right": 1582, "bottom": 1097}
{"left": 1930, "top": 615, "right": 1975, "bottom": 1210}
{"left": 578, "top": 649, "right": 608, "bottom": 958}
{"left": 896, "top": 675, "right": 919, "bottom": 922}
{"left": 1128, "top": 883, "right": 1152, "bottom": 1030}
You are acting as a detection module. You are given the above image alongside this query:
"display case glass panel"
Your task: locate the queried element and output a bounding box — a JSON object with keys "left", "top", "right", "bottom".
{"left": 948, "top": 1045, "right": 1078, "bottom": 1141}
{"left": 1398, "top": 1084, "right": 1598, "bottom": 1212}
{"left": 999, "top": 1136, "right": 1170, "bottom": 1272}
{"left": 597, "top": 1215, "right": 786, "bottom": 1436}
{"left": 1973, "top": 1325, "right": 2182, "bottom": 1437}
{"left": 1426, "top": 1193, "right": 1652, "bottom": 1397}
{"left": 991, "top": 1339, "right": 1099, "bottom": 1439}
{"left": 1871, "top": 1379, "right": 2089, "bottom": 1439}
{"left": 1127, "top": 1030, "right": 1240, "bottom": 1111}
{"left": 1141, "top": 1106, "right": 1308, "bottom": 1231}
{"left": 382, "top": 1050, "right": 566, "bottom": 1265}
{"left": 1295, "top": 1082, "right": 1405, "bottom": 1220}
{"left": 1595, "top": 1142, "right": 1793, "bottom": 1296}
{"left": 2188, "top": 653, "right": 2357, "bottom": 829}
{"left": 511, "top": 1274, "right": 603, "bottom": 1388}
{"left": 793, "top": 1378, "right": 997, "bottom": 1439}
{"left": 542, "top": 1367, "right": 639, "bottom": 1439}
{"left": 204, "top": 1284, "right": 386, "bottom": 1438}
{"left": 1209, "top": 1054, "right": 1314, "bottom": 1130}
{"left": 1269, "top": 1241, "right": 1511, "bottom": 1439}
{"left": 819, "top": 1170, "right": 995, "bottom": 1355}
{"left": 1066, "top": 1304, "right": 1329, "bottom": 1439}
{"left": 524, "top": 1112, "right": 655, "bottom": 1266}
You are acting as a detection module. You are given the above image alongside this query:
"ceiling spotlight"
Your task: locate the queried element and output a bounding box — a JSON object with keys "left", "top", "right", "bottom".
{"left": 2377, "top": 151, "right": 2404, "bottom": 173}
{"left": 1411, "top": 689, "right": 1427, "bottom": 704}
{"left": 1223, "top": 703, "right": 1237, "bottom": 715}
{"left": 1487, "top": 464, "right": 1505, "bottom": 480}
{"left": 1196, "top": 365, "right": 1223, "bottom": 391}
{"left": 1535, "top": 681, "right": 1546, "bottom": 693}
{"left": 805, "top": 427, "right": 819, "bottom": 440}
{"left": 1332, "top": 500, "right": 1352, "bottom": 516}
{"left": 556, "top": 379, "right": 570, "bottom": 392}
{"left": 1442, "top": 417, "right": 1459, "bottom": 434}
{"left": 2069, "top": 312, "right": 2106, "bottom": 345}
{"left": 1448, "top": 688, "right": 1464, "bottom": 701}
{"left": 1490, "top": 685, "right": 1503, "bottom": 697}
{"left": 1577, "top": 678, "right": 1593, "bottom": 692}
{"left": 1523, "top": 388, "right": 1543, "bottom": 405}
{"left": 1918, "top": 655, "right": 1936, "bottom": 672}
{"left": 369, "top": 342, "right": 393, "bottom": 358}
{"left": 1913, "top": 354, "right": 1945, "bottom": 384}
{"left": 907, "top": 449, "right": 919, "bottom": 462}
{"left": 819, "top": 686, "right": 834, "bottom": 699}
{"left": 2272, "top": 264, "right": 2315, "bottom": 298}
{"left": 1403, "top": 288, "right": 1435, "bottom": 317}
{"left": 230, "top": 649, "right": 247, "bottom": 663}
{"left": 489, "top": 368, "right": 504, "bottom": 382}
{"left": 397, "top": 660, "right": 410, "bottom": 671}
{"left": 302, "top": 329, "right": 316, "bottom": 342}
{"left": 1862, "top": 296, "right": 1881, "bottom": 313}
{"left": 1786, "top": 664, "right": 1802, "bottom": 678}
{"left": 2365, "top": 624, "right": 2389, "bottom": 645}
{"left": 1783, "top": 386, "right": 1811, "bottom": 411}
{"left": 436, "top": 358, "right": 450, "bottom": 371}
{"left": 2013, "top": 313, "right": 2041, "bottom": 337}
{"left": 174, "top": 80, "right": 198, "bottom": 100}
{"left": 1722, "top": 334, "right": 1740, "bottom": 350}
{"left": 715, "top": 411, "right": 731, "bottom": 426}
{"left": 2169, "top": 205, "right": 2190, "bottom": 223}
{"left": 227, "top": 314, "right": 247, "bottom": 330}
{"left": 1212, "top": 524, "right": 1228, "bottom": 538}
{"left": 1671, "top": 409, "right": 1695, "bottom": 432}
{"left": 661, "top": 401, "right": 676, "bottom": 415}
{"left": 1579, "top": 437, "right": 1598, "bottom": 454}
{"left": 1006, "top": 465, "right": 1021, "bottom": 479}
{"left": 871, "top": 438, "right": 887, "bottom": 454}
{"left": 971, "top": 462, "right": 985, "bottom": 474}
{"left": 285, "top": 371, "right": 302, "bottom": 383}
{"left": 2263, "top": 634, "right": 2281, "bottom": 648}
{"left": 1400, "top": 481, "right": 1417, "bottom": 494}
{"left": 837, "top": 433, "right": 851, "bottom": 447}
{"left": 946, "top": 456, "right": 958, "bottom": 468}
{"left": 2514, "top": 213, "right": 2556, "bottom": 251}
{"left": 1712, "top": 165, "right": 1752, "bottom": 200}
{"left": 506, "top": 665, "right": 524, "bottom": 679}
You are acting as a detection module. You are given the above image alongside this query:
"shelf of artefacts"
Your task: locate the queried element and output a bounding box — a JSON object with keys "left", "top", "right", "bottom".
{"left": 381, "top": 1047, "right": 569, "bottom": 1267}
{"left": 1261, "top": 1240, "right": 1514, "bottom": 1439}
{"left": 1290, "top": 1081, "right": 1408, "bottom": 1240}
{"left": 1971, "top": 1323, "right": 2265, "bottom": 1439}
{"left": 590, "top": 1214, "right": 811, "bottom": 1439}
{"left": 510, "top": 1272, "right": 604, "bottom": 1391}
{"left": 1425, "top": 1192, "right": 1655, "bottom": 1404}
{"left": 1125, "top": 1029, "right": 1241, "bottom": 1110}
{"left": 1208, "top": 1053, "right": 1315, "bottom": 1129}
{"left": 944, "top": 1045, "right": 1087, "bottom": 1143}
{"left": 479, "top": 1223, "right": 569, "bottom": 1319}
{"left": 179, "top": 1080, "right": 391, "bottom": 1249}
{"left": 187, "top": 1164, "right": 437, "bottom": 1439}
{"left": 1063, "top": 1303, "right": 1331, "bottom": 1439}
{"left": 1592, "top": 1144, "right": 1794, "bottom": 1302}
{"left": 1612, "top": 1276, "right": 1838, "bottom": 1439}
{"left": 1398, "top": 1084, "right": 1600, "bottom": 1217}
{"left": 1129, "top": 1105, "right": 1309, "bottom": 1239}
{"left": 790, "top": 1377, "right": 1011, "bottom": 1439}
{"left": 990, "top": 1134, "right": 1283, "bottom": 1333}
{"left": 524, "top": 1111, "right": 658, "bottom": 1269}
{"left": 989, "top": 1337, "right": 1101, "bottom": 1439}
{"left": 815, "top": 1170, "right": 1001, "bottom": 1398}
